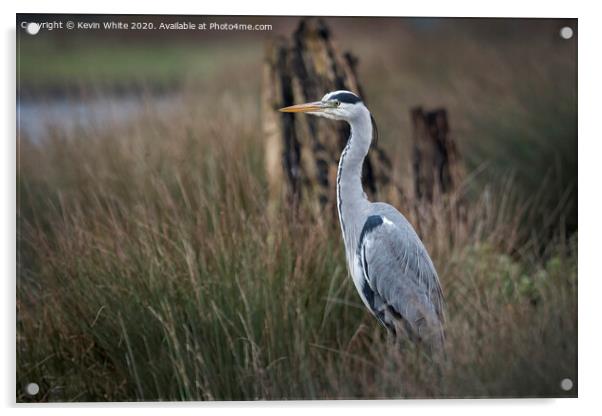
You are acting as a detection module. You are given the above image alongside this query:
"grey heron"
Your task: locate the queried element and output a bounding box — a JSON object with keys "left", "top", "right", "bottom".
{"left": 279, "top": 90, "right": 445, "bottom": 350}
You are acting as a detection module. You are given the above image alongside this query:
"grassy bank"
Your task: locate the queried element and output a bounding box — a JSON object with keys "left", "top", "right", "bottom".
{"left": 17, "top": 17, "right": 577, "bottom": 401}
{"left": 17, "top": 88, "right": 576, "bottom": 400}
{"left": 17, "top": 35, "right": 263, "bottom": 96}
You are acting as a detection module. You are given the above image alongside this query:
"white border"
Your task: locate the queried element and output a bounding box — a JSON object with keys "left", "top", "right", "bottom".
{"left": 7, "top": 0, "right": 583, "bottom": 17}
{"left": 3, "top": 1, "right": 601, "bottom": 415}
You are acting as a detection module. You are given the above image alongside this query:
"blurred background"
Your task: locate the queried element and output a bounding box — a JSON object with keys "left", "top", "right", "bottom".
{"left": 18, "top": 15, "right": 577, "bottom": 233}
{"left": 17, "top": 15, "right": 577, "bottom": 401}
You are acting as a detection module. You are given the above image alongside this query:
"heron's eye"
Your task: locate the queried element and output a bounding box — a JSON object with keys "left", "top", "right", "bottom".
{"left": 333, "top": 100, "right": 341, "bottom": 107}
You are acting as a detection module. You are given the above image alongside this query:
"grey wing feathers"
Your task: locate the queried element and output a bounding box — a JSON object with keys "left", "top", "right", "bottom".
{"left": 358, "top": 210, "right": 444, "bottom": 346}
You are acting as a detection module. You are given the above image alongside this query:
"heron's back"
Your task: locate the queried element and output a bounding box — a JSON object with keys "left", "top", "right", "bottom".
{"left": 354, "top": 202, "right": 445, "bottom": 347}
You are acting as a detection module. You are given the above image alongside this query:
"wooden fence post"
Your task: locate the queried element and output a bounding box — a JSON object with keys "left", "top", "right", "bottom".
{"left": 262, "top": 18, "right": 394, "bottom": 216}
{"left": 411, "top": 107, "right": 461, "bottom": 201}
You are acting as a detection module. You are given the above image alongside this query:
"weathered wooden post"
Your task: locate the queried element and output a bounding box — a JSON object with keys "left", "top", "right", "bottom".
{"left": 262, "top": 18, "right": 394, "bottom": 217}
{"left": 411, "top": 107, "right": 462, "bottom": 201}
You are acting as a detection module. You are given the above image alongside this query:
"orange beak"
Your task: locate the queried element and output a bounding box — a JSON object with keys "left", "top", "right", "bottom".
{"left": 278, "top": 101, "right": 325, "bottom": 113}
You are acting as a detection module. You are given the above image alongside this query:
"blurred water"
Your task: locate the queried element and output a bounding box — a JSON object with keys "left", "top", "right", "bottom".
{"left": 17, "top": 95, "right": 173, "bottom": 143}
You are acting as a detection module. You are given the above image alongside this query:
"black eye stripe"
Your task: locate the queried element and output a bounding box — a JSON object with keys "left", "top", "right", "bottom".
{"left": 328, "top": 92, "right": 362, "bottom": 104}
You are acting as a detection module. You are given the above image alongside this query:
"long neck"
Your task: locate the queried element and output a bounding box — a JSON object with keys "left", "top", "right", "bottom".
{"left": 336, "top": 110, "right": 372, "bottom": 251}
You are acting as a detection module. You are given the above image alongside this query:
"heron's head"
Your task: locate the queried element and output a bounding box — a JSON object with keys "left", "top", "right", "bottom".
{"left": 278, "top": 90, "right": 367, "bottom": 121}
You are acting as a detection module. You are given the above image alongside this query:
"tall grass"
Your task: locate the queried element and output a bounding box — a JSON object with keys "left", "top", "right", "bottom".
{"left": 17, "top": 86, "right": 576, "bottom": 401}
{"left": 17, "top": 18, "right": 577, "bottom": 401}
